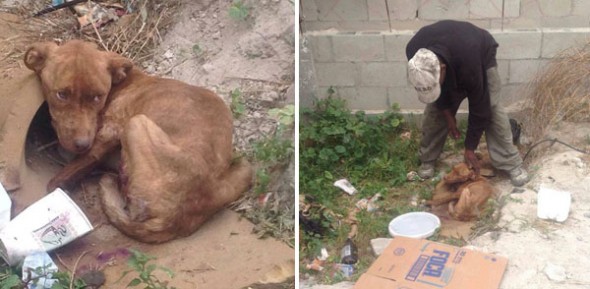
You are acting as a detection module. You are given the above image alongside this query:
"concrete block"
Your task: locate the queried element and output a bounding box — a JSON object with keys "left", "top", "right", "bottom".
{"left": 541, "top": 28, "right": 590, "bottom": 58}
{"left": 541, "top": 16, "right": 590, "bottom": 28}
{"left": 308, "top": 35, "right": 333, "bottom": 62}
{"left": 338, "top": 87, "right": 390, "bottom": 110}
{"left": 388, "top": 86, "right": 424, "bottom": 110}
{"left": 418, "top": 0, "right": 469, "bottom": 20}
{"left": 333, "top": 21, "right": 392, "bottom": 32}
{"left": 316, "top": 0, "right": 368, "bottom": 21}
{"left": 538, "top": 0, "right": 572, "bottom": 17}
{"left": 572, "top": 0, "right": 590, "bottom": 16}
{"left": 469, "top": 0, "right": 520, "bottom": 19}
{"left": 368, "top": 0, "right": 388, "bottom": 21}
{"left": 301, "top": 21, "right": 339, "bottom": 32}
{"left": 332, "top": 34, "right": 385, "bottom": 62}
{"left": 300, "top": 61, "right": 318, "bottom": 108}
{"left": 387, "top": 0, "right": 418, "bottom": 21}
{"left": 491, "top": 29, "right": 542, "bottom": 59}
{"left": 301, "top": 0, "right": 319, "bottom": 21}
{"left": 500, "top": 84, "right": 527, "bottom": 105}
{"left": 509, "top": 59, "right": 542, "bottom": 84}
{"left": 360, "top": 62, "right": 407, "bottom": 86}
{"left": 389, "top": 19, "right": 435, "bottom": 30}
{"left": 497, "top": 59, "right": 510, "bottom": 85}
{"left": 315, "top": 62, "right": 358, "bottom": 86}
{"left": 370, "top": 238, "right": 393, "bottom": 256}
{"left": 384, "top": 32, "right": 414, "bottom": 61}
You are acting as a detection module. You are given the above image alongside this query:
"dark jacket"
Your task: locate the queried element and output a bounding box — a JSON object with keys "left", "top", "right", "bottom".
{"left": 406, "top": 20, "right": 499, "bottom": 150}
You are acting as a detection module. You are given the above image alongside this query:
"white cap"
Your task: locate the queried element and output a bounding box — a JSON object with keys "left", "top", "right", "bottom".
{"left": 408, "top": 48, "right": 441, "bottom": 104}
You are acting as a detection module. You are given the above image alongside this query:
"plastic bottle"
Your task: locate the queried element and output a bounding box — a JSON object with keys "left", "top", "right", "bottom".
{"left": 340, "top": 238, "right": 358, "bottom": 265}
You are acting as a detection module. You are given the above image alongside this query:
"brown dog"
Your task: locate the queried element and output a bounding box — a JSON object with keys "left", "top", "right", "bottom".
{"left": 24, "top": 40, "right": 253, "bottom": 243}
{"left": 428, "top": 163, "right": 494, "bottom": 221}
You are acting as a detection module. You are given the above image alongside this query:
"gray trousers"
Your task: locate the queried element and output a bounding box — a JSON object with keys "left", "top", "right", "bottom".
{"left": 419, "top": 67, "right": 522, "bottom": 171}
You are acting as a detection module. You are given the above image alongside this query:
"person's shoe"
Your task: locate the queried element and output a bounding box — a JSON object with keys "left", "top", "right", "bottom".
{"left": 418, "top": 162, "right": 435, "bottom": 179}
{"left": 509, "top": 166, "right": 530, "bottom": 187}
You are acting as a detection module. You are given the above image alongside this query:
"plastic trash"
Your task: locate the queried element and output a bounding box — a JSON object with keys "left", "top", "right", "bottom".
{"left": 0, "top": 182, "right": 12, "bottom": 231}
{"left": 388, "top": 212, "right": 440, "bottom": 239}
{"left": 22, "top": 252, "right": 58, "bottom": 289}
{"left": 334, "top": 179, "right": 357, "bottom": 195}
{"left": 537, "top": 186, "right": 571, "bottom": 222}
{"left": 337, "top": 263, "right": 354, "bottom": 277}
{"left": 0, "top": 188, "right": 93, "bottom": 265}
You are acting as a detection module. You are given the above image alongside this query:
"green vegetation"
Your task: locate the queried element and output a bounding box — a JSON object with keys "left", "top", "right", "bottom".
{"left": 228, "top": 0, "right": 250, "bottom": 21}
{"left": 0, "top": 249, "right": 175, "bottom": 289}
{"left": 120, "top": 249, "right": 176, "bottom": 289}
{"left": 230, "top": 88, "right": 246, "bottom": 118}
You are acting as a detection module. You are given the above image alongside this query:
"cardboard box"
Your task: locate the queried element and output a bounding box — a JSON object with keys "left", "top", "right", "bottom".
{"left": 354, "top": 236, "right": 508, "bottom": 289}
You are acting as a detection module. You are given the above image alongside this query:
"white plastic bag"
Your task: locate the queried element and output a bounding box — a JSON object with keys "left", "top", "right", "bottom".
{"left": 537, "top": 186, "right": 571, "bottom": 222}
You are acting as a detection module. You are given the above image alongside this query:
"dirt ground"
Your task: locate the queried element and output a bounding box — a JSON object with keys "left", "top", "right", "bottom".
{"left": 0, "top": 0, "right": 295, "bottom": 288}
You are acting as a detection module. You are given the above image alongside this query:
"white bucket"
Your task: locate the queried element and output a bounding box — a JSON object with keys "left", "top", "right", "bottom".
{"left": 0, "top": 188, "right": 93, "bottom": 265}
{"left": 0, "top": 182, "right": 12, "bottom": 231}
{"left": 388, "top": 212, "right": 441, "bottom": 239}
{"left": 537, "top": 186, "right": 571, "bottom": 222}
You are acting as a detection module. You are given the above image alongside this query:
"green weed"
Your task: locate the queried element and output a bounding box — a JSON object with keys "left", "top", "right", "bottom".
{"left": 229, "top": 0, "right": 250, "bottom": 21}
{"left": 230, "top": 88, "right": 246, "bottom": 117}
{"left": 120, "top": 249, "right": 176, "bottom": 289}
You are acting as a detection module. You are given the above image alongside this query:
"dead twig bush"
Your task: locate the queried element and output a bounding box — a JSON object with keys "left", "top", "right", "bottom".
{"left": 5, "top": 0, "right": 180, "bottom": 65}
{"left": 521, "top": 42, "right": 590, "bottom": 157}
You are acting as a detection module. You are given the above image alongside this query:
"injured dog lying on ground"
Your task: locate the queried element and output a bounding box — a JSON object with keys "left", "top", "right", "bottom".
{"left": 428, "top": 162, "right": 495, "bottom": 221}
{"left": 24, "top": 40, "right": 253, "bottom": 243}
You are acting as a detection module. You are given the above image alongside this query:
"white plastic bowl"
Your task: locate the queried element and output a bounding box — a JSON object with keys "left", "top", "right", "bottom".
{"left": 388, "top": 212, "right": 441, "bottom": 239}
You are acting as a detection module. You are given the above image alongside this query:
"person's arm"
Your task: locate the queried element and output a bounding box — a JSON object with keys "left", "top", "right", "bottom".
{"left": 463, "top": 68, "right": 492, "bottom": 175}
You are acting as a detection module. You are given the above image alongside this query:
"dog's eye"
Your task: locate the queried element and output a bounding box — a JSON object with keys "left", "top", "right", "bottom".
{"left": 56, "top": 91, "right": 67, "bottom": 101}
{"left": 93, "top": 95, "right": 101, "bottom": 103}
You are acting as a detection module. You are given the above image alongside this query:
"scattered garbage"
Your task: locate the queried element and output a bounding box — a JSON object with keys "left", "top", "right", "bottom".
{"left": 543, "top": 262, "right": 567, "bottom": 282}
{"left": 340, "top": 238, "right": 358, "bottom": 265}
{"left": 355, "top": 193, "right": 381, "bottom": 212}
{"left": 336, "top": 263, "right": 354, "bottom": 277}
{"left": 333, "top": 179, "right": 357, "bottom": 195}
{"left": 388, "top": 212, "right": 440, "bottom": 239}
{"left": 0, "top": 182, "right": 12, "bottom": 231}
{"left": 355, "top": 236, "right": 508, "bottom": 289}
{"left": 22, "top": 252, "right": 58, "bottom": 289}
{"left": 73, "top": 1, "right": 126, "bottom": 29}
{"left": 306, "top": 258, "right": 325, "bottom": 272}
{"left": 406, "top": 171, "right": 421, "bottom": 181}
{"left": 369, "top": 238, "right": 392, "bottom": 257}
{"left": 537, "top": 186, "right": 571, "bottom": 222}
{"left": 318, "top": 248, "right": 329, "bottom": 261}
{"left": 0, "top": 188, "right": 94, "bottom": 265}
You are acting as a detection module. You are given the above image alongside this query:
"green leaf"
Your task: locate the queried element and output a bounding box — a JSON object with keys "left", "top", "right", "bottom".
{"left": 323, "top": 171, "right": 333, "bottom": 180}
{"left": 335, "top": 145, "right": 346, "bottom": 154}
{"left": 159, "top": 266, "right": 176, "bottom": 278}
{"left": 391, "top": 118, "right": 400, "bottom": 128}
{"left": 2, "top": 275, "right": 22, "bottom": 289}
{"left": 127, "top": 278, "right": 142, "bottom": 287}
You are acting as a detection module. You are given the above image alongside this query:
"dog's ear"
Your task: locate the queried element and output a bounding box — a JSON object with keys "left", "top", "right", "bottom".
{"left": 24, "top": 42, "right": 58, "bottom": 72}
{"left": 107, "top": 52, "right": 133, "bottom": 85}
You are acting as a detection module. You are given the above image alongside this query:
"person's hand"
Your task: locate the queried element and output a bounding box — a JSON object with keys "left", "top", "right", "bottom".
{"left": 448, "top": 121, "right": 460, "bottom": 139}
{"left": 464, "top": 149, "right": 480, "bottom": 175}
{"left": 442, "top": 109, "right": 460, "bottom": 139}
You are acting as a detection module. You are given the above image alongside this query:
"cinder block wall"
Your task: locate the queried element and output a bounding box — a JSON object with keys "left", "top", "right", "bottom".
{"left": 300, "top": 0, "right": 590, "bottom": 111}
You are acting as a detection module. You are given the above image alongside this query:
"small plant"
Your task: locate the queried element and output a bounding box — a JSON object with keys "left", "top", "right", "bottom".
{"left": 228, "top": 0, "right": 250, "bottom": 21}
{"left": 230, "top": 88, "right": 246, "bottom": 117}
{"left": 120, "top": 249, "right": 176, "bottom": 289}
{"left": 191, "top": 44, "right": 202, "bottom": 56}
{"left": 268, "top": 104, "right": 295, "bottom": 129}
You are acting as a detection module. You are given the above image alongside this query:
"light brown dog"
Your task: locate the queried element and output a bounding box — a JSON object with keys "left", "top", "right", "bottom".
{"left": 24, "top": 40, "right": 253, "bottom": 243}
{"left": 428, "top": 163, "right": 494, "bottom": 221}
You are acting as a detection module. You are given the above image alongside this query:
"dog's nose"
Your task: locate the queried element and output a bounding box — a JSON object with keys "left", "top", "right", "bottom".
{"left": 74, "top": 138, "right": 91, "bottom": 151}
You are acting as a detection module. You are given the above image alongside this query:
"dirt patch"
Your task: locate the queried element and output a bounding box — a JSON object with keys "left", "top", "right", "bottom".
{"left": 0, "top": 0, "right": 294, "bottom": 287}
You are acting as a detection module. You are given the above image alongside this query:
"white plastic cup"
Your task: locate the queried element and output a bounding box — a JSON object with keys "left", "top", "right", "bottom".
{"left": 0, "top": 182, "right": 12, "bottom": 231}
{"left": 0, "top": 188, "right": 93, "bottom": 265}
{"left": 537, "top": 186, "right": 571, "bottom": 222}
